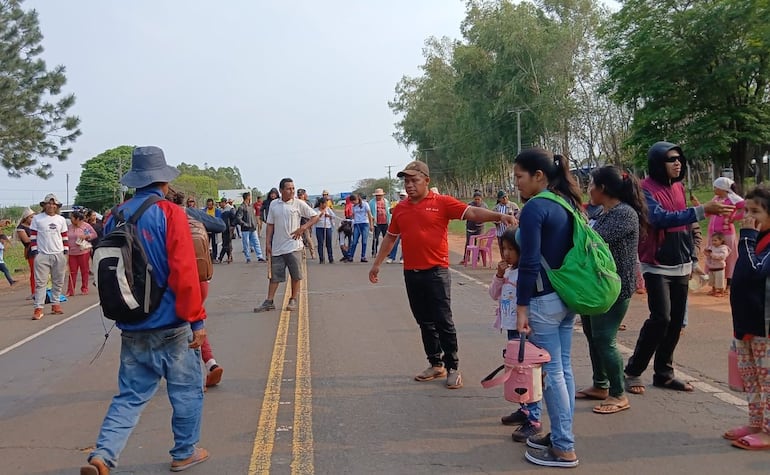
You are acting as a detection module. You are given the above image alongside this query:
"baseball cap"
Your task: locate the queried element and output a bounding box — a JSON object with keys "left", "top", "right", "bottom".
{"left": 397, "top": 160, "right": 429, "bottom": 178}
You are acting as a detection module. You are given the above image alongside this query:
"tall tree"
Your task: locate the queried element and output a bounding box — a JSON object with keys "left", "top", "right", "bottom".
{"left": 602, "top": 0, "right": 770, "bottom": 189}
{"left": 176, "top": 162, "right": 244, "bottom": 189}
{"left": 74, "top": 146, "right": 133, "bottom": 212}
{"left": 0, "top": 0, "right": 81, "bottom": 178}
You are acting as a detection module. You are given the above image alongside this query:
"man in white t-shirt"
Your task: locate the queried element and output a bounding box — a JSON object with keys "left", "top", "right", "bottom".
{"left": 30, "top": 193, "right": 69, "bottom": 320}
{"left": 254, "top": 178, "right": 319, "bottom": 313}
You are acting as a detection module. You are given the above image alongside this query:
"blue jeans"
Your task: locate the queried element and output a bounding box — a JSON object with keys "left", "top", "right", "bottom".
{"left": 89, "top": 326, "right": 204, "bottom": 468}
{"left": 527, "top": 292, "right": 576, "bottom": 452}
{"left": 242, "top": 229, "right": 263, "bottom": 261}
{"left": 388, "top": 236, "right": 401, "bottom": 260}
{"left": 507, "top": 330, "right": 542, "bottom": 422}
{"left": 348, "top": 223, "right": 369, "bottom": 260}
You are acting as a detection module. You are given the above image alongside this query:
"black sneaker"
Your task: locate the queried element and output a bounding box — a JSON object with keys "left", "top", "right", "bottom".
{"left": 253, "top": 300, "right": 276, "bottom": 313}
{"left": 501, "top": 409, "right": 528, "bottom": 426}
{"left": 512, "top": 421, "right": 543, "bottom": 443}
{"left": 526, "top": 432, "right": 552, "bottom": 450}
{"left": 524, "top": 447, "right": 579, "bottom": 468}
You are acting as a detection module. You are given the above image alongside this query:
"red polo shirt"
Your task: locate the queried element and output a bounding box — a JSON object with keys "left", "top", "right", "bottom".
{"left": 388, "top": 192, "right": 469, "bottom": 270}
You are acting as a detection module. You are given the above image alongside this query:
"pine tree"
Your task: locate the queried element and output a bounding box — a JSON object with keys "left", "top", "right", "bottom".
{"left": 0, "top": 0, "right": 81, "bottom": 178}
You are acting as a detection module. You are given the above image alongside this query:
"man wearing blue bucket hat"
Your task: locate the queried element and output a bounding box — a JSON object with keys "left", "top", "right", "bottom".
{"left": 82, "top": 146, "right": 209, "bottom": 474}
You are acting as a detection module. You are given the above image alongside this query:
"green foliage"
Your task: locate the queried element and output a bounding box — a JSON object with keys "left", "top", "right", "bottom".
{"left": 176, "top": 162, "right": 244, "bottom": 190}
{"left": 602, "top": 0, "right": 770, "bottom": 189}
{"left": 0, "top": 0, "right": 81, "bottom": 178}
{"left": 74, "top": 146, "right": 133, "bottom": 212}
{"left": 173, "top": 174, "right": 218, "bottom": 204}
{"left": 390, "top": 0, "right": 616, "bottom": 195}
{"left": 352, "top": 177, "right": 400, "bottom": 199}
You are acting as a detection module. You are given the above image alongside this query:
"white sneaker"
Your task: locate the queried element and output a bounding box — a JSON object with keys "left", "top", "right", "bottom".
{"left": 385, "top": 258, "right": 394, "bottom": 264}
{"left": 399, "top": 258, "right": 403, "bottom": 264}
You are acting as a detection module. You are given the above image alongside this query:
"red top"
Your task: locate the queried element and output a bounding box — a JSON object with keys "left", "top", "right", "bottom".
{"left": 254, "top": 201, "right": 263, "bottom": 215}
{"left": 388, "top": 192, "right": 469, "bottom": 270}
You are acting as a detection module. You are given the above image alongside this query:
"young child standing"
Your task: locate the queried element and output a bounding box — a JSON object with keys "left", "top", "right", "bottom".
{"left": 725, "top": 186, "right": 770, "bottom": 450}
{"left": 488, "top": 228, "right": 542, "bottom": 443}
{"left": 705, "top": 232, "right": 730, "bottom": 297}
{"left": 0, "top": 234, "right": 17, "bottom": 286}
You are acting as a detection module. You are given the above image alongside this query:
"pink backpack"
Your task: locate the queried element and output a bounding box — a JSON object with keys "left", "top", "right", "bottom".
{"left": 481, "top": 334, "right": 550, "bottom": 403}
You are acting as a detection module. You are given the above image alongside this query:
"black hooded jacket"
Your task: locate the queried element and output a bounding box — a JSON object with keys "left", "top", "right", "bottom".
{"left": 262, "top": 188, "right": 279, "bottom": 222}
{"left": 647, "top": 141, "right": 687, "bottom": 185}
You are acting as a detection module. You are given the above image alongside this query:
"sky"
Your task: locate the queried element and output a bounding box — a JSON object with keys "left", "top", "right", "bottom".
{"left": 0, "top": 0, "right": 470, "bottom": 206}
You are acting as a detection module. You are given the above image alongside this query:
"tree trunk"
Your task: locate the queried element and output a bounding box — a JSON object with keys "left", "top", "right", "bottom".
{"left": 729, "top": 138, "right": 750, "bottom": 195}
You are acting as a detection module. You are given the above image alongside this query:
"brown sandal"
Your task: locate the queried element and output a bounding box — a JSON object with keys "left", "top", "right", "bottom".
{"left": 575, "top": 386, "right": 609, "bottom": 400}
{"left": 592, "top": 396, "right": 630, "bottom": 414}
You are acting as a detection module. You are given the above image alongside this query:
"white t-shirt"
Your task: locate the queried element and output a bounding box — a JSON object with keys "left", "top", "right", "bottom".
{"left": 31, "top": 213, "right": 68, "bottom": 255}
{"left": 267, "top": 198, "right": 318, "bottom": 256}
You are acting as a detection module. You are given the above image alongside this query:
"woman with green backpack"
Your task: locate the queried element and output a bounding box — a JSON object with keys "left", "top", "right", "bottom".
{"left": 575, "top": 166, "right": 648, "bottom": 415}
{"left": 513, "top": 147, "right": 583, "bottom": 468}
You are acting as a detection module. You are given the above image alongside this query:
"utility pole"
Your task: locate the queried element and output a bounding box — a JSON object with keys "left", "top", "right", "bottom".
{"left": 386, "top": 165, "right": 395, "bottom": 199}
{"left": 66, "top": 173, "right": 69, "bottom": 207}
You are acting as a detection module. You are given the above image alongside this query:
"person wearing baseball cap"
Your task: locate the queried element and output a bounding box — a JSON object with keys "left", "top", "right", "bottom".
{"left": 369, "top": 159, "right": 517, "bottom": 390}
{"left": 29, "top": 193, "right": 68, "bottom": 320}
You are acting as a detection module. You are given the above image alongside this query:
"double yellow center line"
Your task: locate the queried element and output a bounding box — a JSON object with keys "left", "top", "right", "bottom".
{"left": 248, "top": 259, "right": 314, "bottom": 474}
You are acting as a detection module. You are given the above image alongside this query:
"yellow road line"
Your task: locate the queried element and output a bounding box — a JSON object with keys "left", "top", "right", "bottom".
{"left": 248, "top": 287, "right": 292, "bottom": 475}
{"left": 292, "top": 262, "right": 314, "bottom": 474}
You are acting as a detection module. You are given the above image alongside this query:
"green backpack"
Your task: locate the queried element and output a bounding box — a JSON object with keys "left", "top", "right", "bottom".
{"left": 533, "top": 191, "right": 621, "bottom": 315}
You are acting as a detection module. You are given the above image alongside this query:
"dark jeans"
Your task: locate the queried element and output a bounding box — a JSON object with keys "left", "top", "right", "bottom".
{"left": 582, "top": 298, "right": 630, "bottom": 397}
{"left": 0, "top": 262, "right": 13, "bottom": 284}
{"left": 403, "top": 267, "right": 458, "bottom": 370}
{"left": 316, "top": 227, "right": 334, "bottom": 262}
{"left": 625, "top": 273, "right": 688, "bottom": 381}
{"left": 218, "top": 233, "right": 232, "bottom": 261}
{"left": 372, "top": 223, "right": 388, "bottom": 256}
{"left": 208, "top": 232, "right": 218, "bottom": 261}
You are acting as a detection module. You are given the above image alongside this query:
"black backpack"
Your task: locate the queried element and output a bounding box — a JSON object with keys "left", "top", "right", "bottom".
{"left": 93, "top": 196, "right": 166, "bottom": 324}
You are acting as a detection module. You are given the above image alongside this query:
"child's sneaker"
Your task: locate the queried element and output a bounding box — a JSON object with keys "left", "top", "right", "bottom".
{"left": 512, "top": 421, "right": 543, "bottom": 443}
{"left": 501, "top": 409, "right": 529, "bottom": 426}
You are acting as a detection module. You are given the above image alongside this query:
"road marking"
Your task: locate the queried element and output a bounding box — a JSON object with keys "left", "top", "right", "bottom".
{"left": 249, "top": 287, "right": 292, "bottom": 475}
{"left": 450, "top": 266, "right": 748, "bottom": 412}
{"left": 0, "top": 303, "right": 99, "bottom": 358}
{"left": 292, "top": 272, "right": 314, "bottom": 474}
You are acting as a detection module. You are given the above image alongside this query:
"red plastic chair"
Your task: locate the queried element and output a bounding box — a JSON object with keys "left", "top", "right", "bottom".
{"left": 464, "top": 227, "right": 496, "bottom": 268}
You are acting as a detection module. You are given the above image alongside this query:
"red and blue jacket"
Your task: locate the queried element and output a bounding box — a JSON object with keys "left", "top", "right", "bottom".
{"left": 104, "top": 187, "right": 205, "bottom": 331}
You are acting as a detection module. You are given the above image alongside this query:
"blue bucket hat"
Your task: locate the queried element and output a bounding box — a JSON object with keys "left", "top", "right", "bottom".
{"left": 120, "top": 146, "right": 180, "bottom": 188}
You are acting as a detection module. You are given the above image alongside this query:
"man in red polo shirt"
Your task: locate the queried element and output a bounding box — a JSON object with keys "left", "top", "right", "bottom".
{"left": 369, "top": 160, "right": 516, "bottom": 389}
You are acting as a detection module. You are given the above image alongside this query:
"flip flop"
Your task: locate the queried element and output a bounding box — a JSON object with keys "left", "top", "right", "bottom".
{"left": 575, "top": 387, "right": 609, "bottom": 400}
{"left": 732, "top": 433, "right": 770, "bottom": 450}
{"left": 652, "top": 377, "right": 694, "bottom": 392}
{"left": 723, "top": 425, "right": 761, "bottom": 441}
{"left": 592, "top": 396, "right": 630, "bottom": 414}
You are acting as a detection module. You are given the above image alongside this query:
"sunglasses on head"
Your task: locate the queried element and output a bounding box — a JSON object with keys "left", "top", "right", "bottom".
{"left": 664, "top": 155, "right": 683, "bottom": 163}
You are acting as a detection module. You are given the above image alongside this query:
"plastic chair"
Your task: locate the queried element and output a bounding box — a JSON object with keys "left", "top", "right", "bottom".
{"left": 464, "top": 227, "right": 497, "bottom": 268}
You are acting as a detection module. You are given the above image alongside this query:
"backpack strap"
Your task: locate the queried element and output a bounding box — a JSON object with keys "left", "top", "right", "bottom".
{"left": 532, "top": 191, "right": 580, "bottom": 293}
{"left": 126, "top": 195, "right": 163, "bottom": 225}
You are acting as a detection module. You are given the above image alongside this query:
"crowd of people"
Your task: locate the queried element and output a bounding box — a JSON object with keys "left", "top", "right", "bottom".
{"left": 0, "top": 140, "right": 766, "bottom": 472}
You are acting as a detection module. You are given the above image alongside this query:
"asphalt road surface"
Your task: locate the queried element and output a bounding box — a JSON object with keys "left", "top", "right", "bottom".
{"left": 0, "top": 240, "right": 765, "bottom": 474}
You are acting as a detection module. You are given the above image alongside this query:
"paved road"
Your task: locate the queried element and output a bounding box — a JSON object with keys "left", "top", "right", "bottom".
{"left": 0, "top": 240, "right": 765, "bottom": 474}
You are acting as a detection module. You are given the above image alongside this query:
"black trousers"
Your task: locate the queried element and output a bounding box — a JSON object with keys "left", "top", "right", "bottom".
{"left": 208, "top": 232, "right": 218, "bottom": 261}
{"left": 403, "top": 267, "right": 459, "bottom": 370}
{"left": 625, "top": 273, "right": 688, "bottom": 381}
